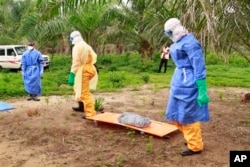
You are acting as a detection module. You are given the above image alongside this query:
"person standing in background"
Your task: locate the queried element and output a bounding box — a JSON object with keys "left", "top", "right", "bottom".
{"left": 158, "top": 43, "right": 170, "bottom": 73}
{"left": 164, "top": 18, "right": 210, "bottom": 156}
{"left": 67, "top": 30, "right": 98, "bottom": 119}
{"left": 21, "top": 41, "right": 44, "bottom": 101}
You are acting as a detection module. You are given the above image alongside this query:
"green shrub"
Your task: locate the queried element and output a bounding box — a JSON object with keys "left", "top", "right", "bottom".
{"left": 107, "top": 65, "right": 118, "bottom": 71}
{"left": 108, "top": 71, "right": 125, "bottom": 88}
{"left": 1, "top": 52, "right": 250, "bottom": 99}
{"left": 141, "top": 74, "right": 149, "bottom": 83}
{"left": 95, "top": 97, "right": 104, "bottom": 112}
{"left": 98, "top": 56, "right": 112, "bottom": 65}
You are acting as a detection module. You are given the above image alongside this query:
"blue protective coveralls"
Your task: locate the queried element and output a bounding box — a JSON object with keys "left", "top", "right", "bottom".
{"left": 21, "top": 49, "right": 44, "bottom": 96}
{"left": 166, "top": 33, "right": 210, "bottom": 124}
{"left": 165, "top": 33, "right": 210, "bottom": 152}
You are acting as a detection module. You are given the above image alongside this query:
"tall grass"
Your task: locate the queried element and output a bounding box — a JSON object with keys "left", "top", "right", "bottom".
{"left": 0, "top": 52, "right": 250, "bottom": 99}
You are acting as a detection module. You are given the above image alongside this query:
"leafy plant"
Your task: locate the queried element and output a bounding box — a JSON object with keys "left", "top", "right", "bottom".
{"left": 95, "top": 97, "right": 104, "bottom": 112}
{"left": 146, "top": 136, "right": 153, "bottom": 154}
{"left": 109, "top": 71, "right": 125, "bottom": 88}
{"left": 116, "top": 154, "right": 127, "bottom": 167}
{"left": 127, "top": 130, "right": 136, "bottom": 139}
{"left": 219, "top": 91, "right": 224, "bottom": 100}
{"left": 141, "top": 74, "right": 149, "bottom": 83}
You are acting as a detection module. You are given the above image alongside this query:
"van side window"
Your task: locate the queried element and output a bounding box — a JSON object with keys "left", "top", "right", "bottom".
{"left": 7, "top": 48, "right": 15, "bottom": 56}
{"left": 15, "top": 46, "right": 26, "bottom": 55}
{"left": 0, "top": 49, "right": 5, "bottom": 56}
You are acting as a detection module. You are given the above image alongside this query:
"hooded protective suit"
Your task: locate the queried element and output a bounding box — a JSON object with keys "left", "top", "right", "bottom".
{"left": 164, "top": 18, "right": 210, "bottom": 154}
{"left": 21, "top": 42, "right": 44, "bottom": 98}
{"left": 68, "top": 31, "right": 98, "bottom": 117}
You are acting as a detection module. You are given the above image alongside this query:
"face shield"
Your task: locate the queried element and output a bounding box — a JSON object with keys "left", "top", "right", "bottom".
{"left": 164, "top": 29, "right": 173, "bottom": 38}
{"left": 70, "top": 31, "right": 82, "bottom": 45}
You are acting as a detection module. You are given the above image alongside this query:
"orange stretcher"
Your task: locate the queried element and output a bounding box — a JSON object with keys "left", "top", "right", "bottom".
{"left": 87, "top": 112, "right": 178, "bottom": 138}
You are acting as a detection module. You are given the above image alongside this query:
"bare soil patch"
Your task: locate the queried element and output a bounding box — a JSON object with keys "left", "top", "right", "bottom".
{"left": 1, "top": 85, "right": 250, "bottom": 167}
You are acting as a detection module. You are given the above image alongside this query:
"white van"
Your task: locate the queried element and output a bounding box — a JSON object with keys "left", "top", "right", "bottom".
{"left": 0, "top": 45, "right": 50, "bottom": 70}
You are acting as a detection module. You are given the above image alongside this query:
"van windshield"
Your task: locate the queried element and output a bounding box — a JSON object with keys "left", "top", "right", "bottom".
{"left": 15, "top": 46, "right": 26, "bottom": 55}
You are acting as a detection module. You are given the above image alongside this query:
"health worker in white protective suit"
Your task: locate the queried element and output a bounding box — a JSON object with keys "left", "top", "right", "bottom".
{"left": 164, "top": 18, "right": 210, "bottom": 156}
{"left": 67, "top": 31, "right": 98, "bottom": 119}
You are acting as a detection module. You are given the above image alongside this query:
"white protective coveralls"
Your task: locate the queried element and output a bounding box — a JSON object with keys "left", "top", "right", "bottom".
{"left": 69, "top": 31, "right": 98, "bottom": 117}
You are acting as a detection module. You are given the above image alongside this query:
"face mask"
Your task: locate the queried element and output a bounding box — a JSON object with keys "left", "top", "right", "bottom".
{"left": 27, "top": 46, "right": 34, "bottom": 50}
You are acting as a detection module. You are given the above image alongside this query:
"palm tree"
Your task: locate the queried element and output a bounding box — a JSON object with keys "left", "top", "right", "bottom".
{"left": 0, "top": 0, "right": 30, "bottom": 44}
{"left": 67, "top": 2, "right": 113, "bottom": 50}
{"left": 18, "top": 0, "right": 112, "bottom": 54}
{"left": 2, "top": 0, "right": 248, "bottom": 61}
{"left": 141, "top": 0, "right": 250, "bottom": 62}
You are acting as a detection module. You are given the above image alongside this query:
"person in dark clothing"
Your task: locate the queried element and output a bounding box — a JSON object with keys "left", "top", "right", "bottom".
{"left": 158, "top": 43, "right": 170, "bottom": 73}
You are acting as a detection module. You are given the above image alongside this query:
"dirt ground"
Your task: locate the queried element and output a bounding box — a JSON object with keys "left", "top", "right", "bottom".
{"left": 0, "top": 85, "right": 250, "bottom": 167}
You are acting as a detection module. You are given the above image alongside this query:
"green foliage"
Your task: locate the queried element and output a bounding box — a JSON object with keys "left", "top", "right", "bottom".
{"left": 94, "top": 97, "right": 104, "bottom": 111}
{"left": 98, "top": 53, "right": 165, "bottom": 73}
{"left": 240, "top": 120, "right": 250, "bottom": 127}
{"left": 116, "top": 154, "right": 127, "bottom": 167}
{"left": 152, "top": 52, "right": 161, "bottom": 63}
{"left": 207, "top": 65, "right": 250, "bottom": 87}
{"left": 139, "top": 60, "right": 154, "bottom": 72}
{"left": 0, "top": 70, "right": 24, "bottom": 98}
{"left": 141, "top": 74, "right": 149, "bottom": 83}
{"left": 98, "top": 56, "right": 112, "bottom": 65}
{"left": 108, "top": 71, "right": 126, "bottom": 88}
{"left": 206, "top": 52, "right": 225, "bottom": 65}
{"left": 127, "top": 130, "right": 136, "bottom": 139}
{"left": 107, "top": 65, "right": 118, "bottom": 72}
{"left": 218, "top": 91, "right": 224, "bottom": 100}
{"left": 0, "top": 52, "right": 250, "bottom": 99}
{"left": 0, "top": 55, "right": 72, "bottom": 99}
{"left": 146, "top": 136, "right": 153, "bottom": 154}
{"left": 206, "top": 52, "right": 250, "bottom": 67}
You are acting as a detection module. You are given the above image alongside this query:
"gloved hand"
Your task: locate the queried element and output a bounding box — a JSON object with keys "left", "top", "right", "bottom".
{"left": 40, "top": 71, "right": 43, "bottom": 78}
{"left": 196, "top": 79, "right": 210, "bottom": 107}
{"left": 67, "top": 72, "right": 75, "bottom": 86}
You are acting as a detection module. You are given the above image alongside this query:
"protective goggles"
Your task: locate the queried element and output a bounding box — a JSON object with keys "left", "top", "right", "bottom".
{"left": 164, "top": 29, "right": 173, "bottom": 37}
{"left": 69, "top": 37, "right": 74, "bottom": 42}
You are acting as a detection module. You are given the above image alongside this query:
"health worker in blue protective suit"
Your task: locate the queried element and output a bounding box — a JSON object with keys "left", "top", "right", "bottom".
{"left": 21, "top": 41, "right": 44, "bottom": 101}
{"left": 164, "top": 18, "right": 210, "bottom": 156}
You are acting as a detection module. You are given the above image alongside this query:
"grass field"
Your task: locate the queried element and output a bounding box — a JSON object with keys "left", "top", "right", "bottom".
{"left": 0, "top": 53, "right": 250, "bottom": 99}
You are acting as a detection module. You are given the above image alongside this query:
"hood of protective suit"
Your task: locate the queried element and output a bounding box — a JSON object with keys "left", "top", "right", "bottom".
{"left": 164, "top": 18, "right": 188, "bottom": 42}
{"left": 70, "top": 31, "right": 83, "bottom": 45}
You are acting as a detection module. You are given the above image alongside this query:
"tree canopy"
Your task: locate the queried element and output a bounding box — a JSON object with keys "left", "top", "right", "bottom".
{"left": 0, "top": 0, "right": 249, "bottom": 62}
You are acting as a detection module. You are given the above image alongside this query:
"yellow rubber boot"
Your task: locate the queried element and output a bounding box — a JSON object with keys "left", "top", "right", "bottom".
{"left": 182, "top": 122, "right": 204, "bottom": 152}
{"left": 79, "top": 64, "right": 96, "bottom": 117}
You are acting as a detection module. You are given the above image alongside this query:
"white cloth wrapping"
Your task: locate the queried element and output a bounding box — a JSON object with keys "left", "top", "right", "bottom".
{"left": 118, "top": 112, "right": 151, "bottom": 128}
